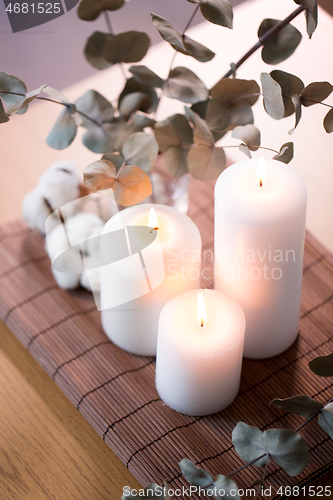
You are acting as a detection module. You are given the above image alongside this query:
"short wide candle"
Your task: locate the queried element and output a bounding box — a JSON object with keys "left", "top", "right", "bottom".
{"left": 155, "top": 289, "right": 246, "bottom": 416}
{"left": 100, "top": 204, "right": 201, "bottom": 356}
{"left": 214, "top": 158, "right": 307, "bottom": 359}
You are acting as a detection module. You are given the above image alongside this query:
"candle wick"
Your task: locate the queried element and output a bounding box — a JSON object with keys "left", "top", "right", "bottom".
{"left": 259, "top": 178, "right": 263, "bottom": 188}
{"left": 200, "top": 319, "right": 204, "bottom": 327}
{"left": 150, "top": 226, "right": 159, "bottom": 233}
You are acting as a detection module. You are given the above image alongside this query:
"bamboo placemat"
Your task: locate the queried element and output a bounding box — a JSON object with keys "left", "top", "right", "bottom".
{"left": 0, "top": 177, "right": 332, "bottom": 496}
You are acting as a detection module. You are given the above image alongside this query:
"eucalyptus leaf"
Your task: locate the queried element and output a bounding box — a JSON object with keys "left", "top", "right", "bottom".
{"left": 289, "top": 95, "right": 302, "bottom": 134}
{"left": 119, "top": 78, "right": 159, "bottom": 114}
{"left": 0, "top": 99, "right": 9, "bottom": 123}
{"left": 132, "top": 113, "right": 156, "bottom": 130}
{"left": 211, "top": 78, "right": 260, "bottom": 106}
{"left": 301, "top": 82, "right": 333, "bottom": 107}
{"left": 165, "top": 146, "right": 189, "bottom": 178}
{"left": 84, "top": 32, "right": 113, "bottom": 70}
{"left": 46, "top": 107, "right": 77, "bottom": 150}
{"left": 154, "top": 114, "right": 193, "bottom": 152}
{"left": 294, "top": 0, "right": 318, "bottom": 38}
{"left": 270, "top": 70, "right": 304, "bottom": 117}
{"left": 238, "top": 143, "right": 251, "bottom": 158}
{"left": 101, "top": 152, "right": 124, "bottom": 172}
{"left": 78, "top": 0, "right": 124, "bottom": 21}
{"left": 229, "top": 101, "right": 254, "bottom": 128}
{"left": 214, "top": 475, "right": 240, "bottom": 500}
{"left": 103, "top": 31, "right": 150, "bottom": 64}
{"left": 82, "top": 126, "right": 110, "bottom": 153}
{"left": 179, "top": 459, "right": 213, "bottom": 488}
{"left": 0, "top": 72, "right": 26, "bottom": 115}
{"left": 191, "top": 99, "right": 210, "bottom": 119}
{"left": 114, "top": 165, "right": 152, "bottom": 206}
{"left": 271, "top": 396, "right": 323, "bottom": 418}
{"left": 151, "top": 14, "right": 215, "bottom": 62}
{"left": 232, "top": 423, "right": 268, "bottom": 468}
{"left": 261, "top": 72, "right": 284, "bottom": 120}
{"left": 192, "top": 114, "right": 214, "bottom": 146}
{"left": 261, "top": 429, "right": 308, "bottom": 476}
{"left": 14, "top": 85, "right": 48, "bottom": 114}
{"left": 273, "top": 142, "right": 294, "bottom": 163}
{"left": 188, "top": 144, "right": 226, "bottom": 181}
{"left": 83, "top": 159, "right": 117, "bottom": 192}
{"left": 43, "top": 86, "right": 71, "bottom": 104}
{"left": 324, "top": 109, "right": 333, "bottom": 134}
{"left": 129, "top": 66, "right": 164, "bottom": 88}
{"left": 231, "top": 124, "right": 260, "bottom": 151}
{"left": 318, "top": 403, "right": 333, "bottom": 439}
{"left": 122, "top": 132, "right": 158, "bottom": 172}
{"left": 199, "top": 0, "right": 233, "bottom": 29}
{"left": 164, "top": 67, "right": 209, "bottom": 104}
{"left": 206, "top": 100, "right": 230, "bottom": 130}
{"left": 309, "top": 353, "right": 333, "bottom": 377}
{"left": 258, "top": 19, "right": 302, "bottom": 65}
{"left": 118, "top": 92, "right": 150, "bottom": 119}
{"left": 75, "top": 89, "right": 114, "bottom": 128}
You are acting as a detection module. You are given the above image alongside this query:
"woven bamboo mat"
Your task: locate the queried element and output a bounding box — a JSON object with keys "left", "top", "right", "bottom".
{"left": 0, "top": 177, "right": 333, "bottom": 495}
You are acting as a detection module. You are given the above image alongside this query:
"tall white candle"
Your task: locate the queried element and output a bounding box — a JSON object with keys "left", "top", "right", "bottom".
{"left": 156, "top": 289, "right": 246, "bottom": 416}
{"left": 214, "top": 158, "right": 307, "bottom": 359}
{"left": 100, "top": 204, "right": 202, "bottom": 356}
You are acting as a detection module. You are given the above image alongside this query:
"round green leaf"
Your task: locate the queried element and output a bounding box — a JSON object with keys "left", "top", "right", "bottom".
{"left": 0, "top": 72, "right": 26, "bottom": 115}
{"left": 0, "top": 99, "right": 9, "bottom": 123}
{"left": 179, "top": 459, "right": 213, "bottom": 488}
{"left": 118, "top": 92, "right": 150, "bottom": 119}
{"left": 271, "top": 396, "right": 323, "bottom": 418}
{"left": 211, "top": 78, "right": 260, "bottom": 106}
{"left": 75, "top": 89, "right": 114, "bottom": 128}
{"left": 231, "top": 124, "right": 260, "bottom": 151}
{"left": 199, "top": 0, "right": 233, "bottom": 29}
{"left": 129, "top": 66, "right": 164, "bottom": 89}
{"left": 46, "top": 107, "right": 77, "bottom": 150}
{"left": 165, "top": 146, "right": 189, "bottom": 178}
{"left": 154, "top": 114, "right": 193, "bottom": 152}
{"left": 309, "top": 353, "right": 333, "bottom": 377}
{"left": 103, "top": 31, "right": 150, "bottom": 64}
{"left": 84, "top": 32, "right": 113, "bottom": 70}
{"left": 232, "top": 423, "right": 268, "bottom": 468}
{"left": 262, "top": 429, "right": 308, "bottom": 476}
{"left": 78, "top": 0, "right": 124, "bottom": 21}
{"left": 258, "top": 19, "right": 302, "bottom": 65}
{"left": 122, "top": 132, "right": 158, "bottom": 172}
{"left": 261, "top": 72, "right": 284, "bottom": 120}
{"left": 188, "top": 144, "right": 226, "bottom": 181}
{"left": 270, "top": 70, "right": 304, "bottom": 117}
{"left": 206, "top": 99, "right": 230, "bottom": 130}
{"left": 119, "top": 78, "right": 159, "bottom": 114}
{"left": 164, "top": 67, "right": 209, "bottom": 104}
{"left": 229, "top": 101, "right": 254, "bottom": 128}
{"left": 294, "top": 0, "right": 318, "bottom": 38}
{"left": 301, "top": 82, "right": 333, "bottom": 107}
{"left": 132, "top": 113, "right": 156, "bottom": 130}
{"left": 324, "top": 109, "right": 333, "bottom": 134}
{"left": 192, "top": 114, "right": 214, "bottom": 146}
{"left": 101, "top": 152, "right": 124, "bottom": 172}
{"left": 318, "top": 402, "right": 333, "bottom": 439}
{"left": 214, "top": 476, "right": 240, "bottom": 500}
{"left": 273, "top": 142, "right": 294, "bottom": 163}
{"left": 151, "top": 14, "right": 215, "bottom": 62}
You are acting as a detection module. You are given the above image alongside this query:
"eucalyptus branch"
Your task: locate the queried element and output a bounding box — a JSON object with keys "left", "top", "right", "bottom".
{"left": 221, "top": 5, "right": 306, "bottom": 80}
{"left": 227, "top": 454, "right": 267, "bottom": 478}
{"left": 223, "top": 145, "right": 280, "bottom": 155}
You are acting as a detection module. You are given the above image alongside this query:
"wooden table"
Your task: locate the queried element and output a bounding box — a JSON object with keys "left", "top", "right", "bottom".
{"left": 1, "top": 1, "right": 333, "bottom": 498}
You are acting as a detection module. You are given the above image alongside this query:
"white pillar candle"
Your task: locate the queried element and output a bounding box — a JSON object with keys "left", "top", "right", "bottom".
{"left": 100, "top": 204, "right": 202, "bottom": 356}
{"left": 156, "top": 289, "right": 246, "bottom": 416}
{"left": 214, "top": 158, "right": 307, "bottom": 359}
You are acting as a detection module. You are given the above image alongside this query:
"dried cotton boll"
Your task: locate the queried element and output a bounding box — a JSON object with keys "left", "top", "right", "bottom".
{"left": 22, "top": 184, "right": 60, "bottom": 235}
{"left": 39, "top": 168, "right": 81, "bottom": 212}
{"left": 65, "top": 213, "right": 104, "bottom": 253}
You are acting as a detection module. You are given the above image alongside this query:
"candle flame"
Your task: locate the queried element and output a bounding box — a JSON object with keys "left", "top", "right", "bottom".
{"left": 257, "top": 157, "right": 267, "bottom": 188}
{"left": 197, "top": 292, "right": 207, "bottom": 328}
{"left": 149, "top": 207, "right": 159, "bottom": 233}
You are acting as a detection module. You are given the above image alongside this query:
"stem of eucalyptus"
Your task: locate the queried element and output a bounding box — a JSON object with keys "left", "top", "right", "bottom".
{"left": 220, "top": 5, "right": 306, "bottom": 80}
{"left": 104, "top": 10, "right": 127, "bottom": 82}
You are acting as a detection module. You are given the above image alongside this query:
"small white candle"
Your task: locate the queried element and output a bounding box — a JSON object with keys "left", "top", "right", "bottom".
{"left": 214, "top": 158, "right": 307, "bottom": 359}
{"left": 100, "top": 204, "right": 202, "bottom": 356}
{"left": 156, "top": 289, "right": 246, "bottom": 416}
